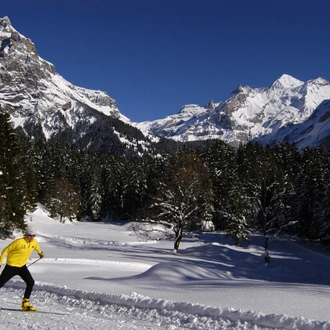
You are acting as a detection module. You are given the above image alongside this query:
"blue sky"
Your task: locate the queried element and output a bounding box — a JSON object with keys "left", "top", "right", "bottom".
{"left": 2, "top": 0, "right": 330, "bottom": 122}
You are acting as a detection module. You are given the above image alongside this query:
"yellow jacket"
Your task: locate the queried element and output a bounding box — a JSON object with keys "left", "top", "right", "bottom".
{"left": 0, "top": 237, "right": 42, "bottom": 267}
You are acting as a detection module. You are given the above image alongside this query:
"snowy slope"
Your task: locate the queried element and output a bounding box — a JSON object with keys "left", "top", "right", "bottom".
{"left": 257, "top": 98, "right": 330, "bottom": 149}
{"left": 0, "top": 206, "right": 329, "bottom": 329}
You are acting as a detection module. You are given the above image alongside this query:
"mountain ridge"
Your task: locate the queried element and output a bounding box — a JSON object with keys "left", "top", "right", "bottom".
{"left": 136, "top": 73, "right": 330, "bottom": 150}
{"left": 1, "top": 16, "right": 330, "bottom": 153}
{"left": 0, "top": 16, "right": 164, "bottom": 155}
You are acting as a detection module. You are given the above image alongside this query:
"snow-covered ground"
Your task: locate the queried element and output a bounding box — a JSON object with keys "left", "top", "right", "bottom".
{"left": 0, "top": 206, "right": 330, "bottom": 329}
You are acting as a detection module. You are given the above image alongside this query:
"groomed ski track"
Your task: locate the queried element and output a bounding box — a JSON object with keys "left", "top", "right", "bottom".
{"left": 0, "top": 282, "right": 328, "bottom": 330}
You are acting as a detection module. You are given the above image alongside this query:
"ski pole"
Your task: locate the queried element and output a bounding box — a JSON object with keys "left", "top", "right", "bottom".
{"left": 27, "top": 257, "right": 42, "bottom": 268}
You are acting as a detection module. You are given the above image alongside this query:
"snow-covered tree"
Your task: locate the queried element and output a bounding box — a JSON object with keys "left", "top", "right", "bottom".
{"left": 200, "top": 140, "right": 237, "bottom": 231}
{"left": 222, "top": 177, "right": 251, "bottom": 246}
{"left": 226, "top": 215, "right": 250, "bottom": 247}
{"left": 46, "top": 178, "right": 80, "bottom": 222}
{"left": 237, "top": 143, "right": 293, "bottom": 237}
{"left": 151, "top": 150, "right": 213, "bottom": 252}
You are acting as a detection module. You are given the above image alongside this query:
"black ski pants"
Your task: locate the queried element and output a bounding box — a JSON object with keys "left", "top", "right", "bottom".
{"left": 0, "top": 264, "right": 35, "bottom": 299}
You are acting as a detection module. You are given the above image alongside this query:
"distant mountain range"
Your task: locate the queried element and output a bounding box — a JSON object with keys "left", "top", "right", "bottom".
{"left": 137, "top": 75, "right": 330, "bottom": 150}
{"left": 1, "top": 16, "right": 330, "bottom": 154}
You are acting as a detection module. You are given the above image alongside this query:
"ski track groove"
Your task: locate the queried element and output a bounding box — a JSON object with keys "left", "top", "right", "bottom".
{"left": 0, "top": 283, "right": 329, "bottom": 330}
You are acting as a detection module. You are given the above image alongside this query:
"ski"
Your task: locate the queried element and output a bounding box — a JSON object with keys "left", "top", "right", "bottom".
{"left": 0, "top": 307, "right": 71, "bottom": 315}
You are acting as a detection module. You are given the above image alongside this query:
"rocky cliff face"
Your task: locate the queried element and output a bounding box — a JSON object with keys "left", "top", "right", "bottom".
{"left": 0, "top": 17, "right": 55, "bottom": 96}
{"left": 0, "top": 16, "right": 153, "bottom": 155}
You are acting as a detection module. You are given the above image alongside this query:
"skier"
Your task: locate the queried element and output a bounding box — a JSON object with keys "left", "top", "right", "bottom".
{"left": 0, "top": 224, "right": 44, "bottom": 311}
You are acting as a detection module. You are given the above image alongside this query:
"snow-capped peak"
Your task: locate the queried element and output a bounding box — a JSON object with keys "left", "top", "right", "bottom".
{"left": 0, "top": 16, "right": 14, "bottom": 33}
{"left": 139, "top": 74, "right": 330, "bottom": 150}
{"left": 271, "top": 74, "right": 304, "bottom": 89}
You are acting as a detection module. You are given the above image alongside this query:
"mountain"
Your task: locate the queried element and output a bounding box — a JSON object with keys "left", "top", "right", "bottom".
{"left": 0, "top": 16, "right": 173, "bottom": 156}
{"left": 137, "top": 74, "right": 330, "bottom": 150}
{"left": 1, "top": 15, "right": 330, "bottom": 154}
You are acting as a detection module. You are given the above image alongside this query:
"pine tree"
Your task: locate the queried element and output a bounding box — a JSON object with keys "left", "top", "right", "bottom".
{"left": 319, "top": 165, "right": 330, "bottom": 247}
{"left": 19, "top": 140, "right": 38, "bottom": 212}
{"left": 0, "top": 111, "right": 26, "bottom": 235}
{"left": 292, "top": 147, "right": 328, "bottom": 240}
{"left": 200, "top": 140, "right": 237, "bottom": 231}
{"left": 223, "top": 176, "right": 251, "bottom": 246}
{"left": 45, "top": 178, "right": 80, "bottom": 222}
{"left": 77, "top": 153, "right": 101, "bottom": 221}
{"left": 226, "top": 215, "right": 250, "bottom": 247}
{"left": 102, "top": 156, "right": 131, "bottom": 220}
{"left": 89, "top": 170, "right": 103, "bottom": 221}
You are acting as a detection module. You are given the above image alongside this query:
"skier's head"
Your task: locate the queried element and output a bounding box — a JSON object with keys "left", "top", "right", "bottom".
{"left": 25, "top": 225, "right": 36, "bottom": 237}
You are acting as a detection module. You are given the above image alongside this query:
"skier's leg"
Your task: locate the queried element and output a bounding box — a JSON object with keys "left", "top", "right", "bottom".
{"left": 0, "top": 265, "right": 19, "bottom": 288}
{"left": 19, "top": 265, "right": 35, "bottom": 299}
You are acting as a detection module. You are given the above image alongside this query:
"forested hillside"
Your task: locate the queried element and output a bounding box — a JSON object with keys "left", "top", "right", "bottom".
{"left": 1, "top": 111, "right": 330, "bottom": 249}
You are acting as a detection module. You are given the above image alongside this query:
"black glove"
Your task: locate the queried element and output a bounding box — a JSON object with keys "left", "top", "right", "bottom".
{"left": 38, "top": 251, "right": 45, "bottom": 259}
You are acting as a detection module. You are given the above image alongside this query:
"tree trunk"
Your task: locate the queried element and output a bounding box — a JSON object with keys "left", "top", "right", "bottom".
{"left": 173, "top": 227, "right": 183, "bottom": 253}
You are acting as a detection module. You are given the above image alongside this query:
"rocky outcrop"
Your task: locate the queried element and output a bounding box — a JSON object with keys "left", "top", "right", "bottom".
{"left": 0, "top": 16, "right": 154, "bottom": 156}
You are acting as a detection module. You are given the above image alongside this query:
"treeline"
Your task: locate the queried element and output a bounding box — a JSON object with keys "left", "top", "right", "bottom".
{"left": 1, "top": 112, "right": 330, "bottom": 248}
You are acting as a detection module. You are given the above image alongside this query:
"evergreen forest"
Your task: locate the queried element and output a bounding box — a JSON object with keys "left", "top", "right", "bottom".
{"left": 1, "top": 112, "right": 330, "bottom": 250}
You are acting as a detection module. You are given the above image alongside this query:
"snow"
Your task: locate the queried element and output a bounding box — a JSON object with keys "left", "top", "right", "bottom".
{"left": 0, "top": 206, "right": 330, "bottom": 329}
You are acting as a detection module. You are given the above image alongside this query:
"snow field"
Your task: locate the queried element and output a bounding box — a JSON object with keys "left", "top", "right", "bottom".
{"left": 0, "top": 205, "right": 329, "bottom": 329}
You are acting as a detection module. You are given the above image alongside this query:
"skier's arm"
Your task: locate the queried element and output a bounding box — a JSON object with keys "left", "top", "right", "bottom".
{"left": 34, "top": 241, "right": 44, "bottom": 258}
{"left": 0, "top": 241, "right": 14, "bottom": 265}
